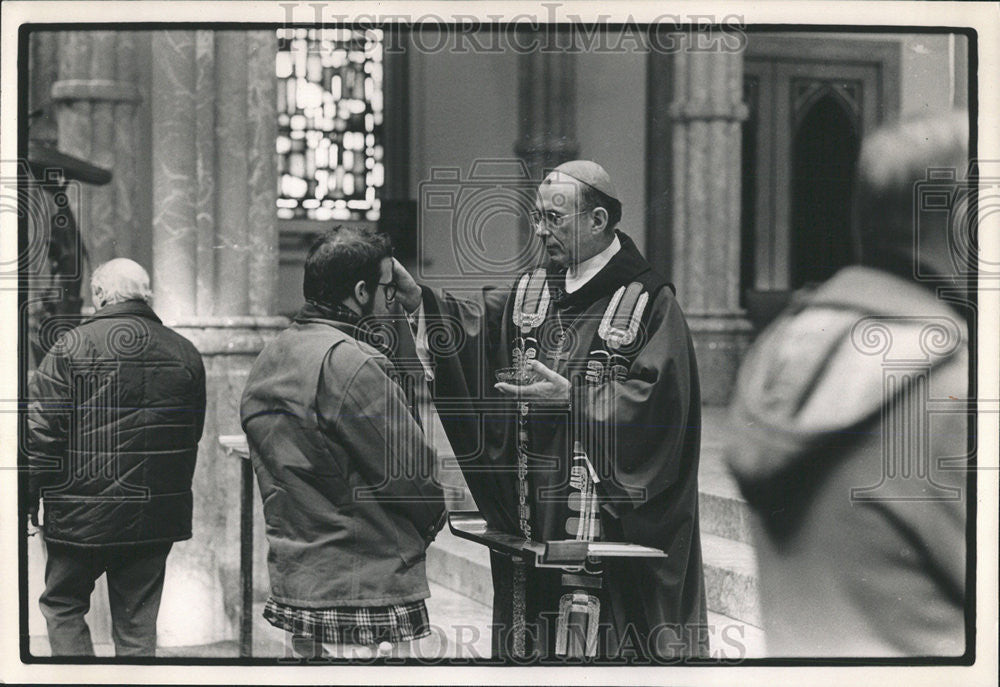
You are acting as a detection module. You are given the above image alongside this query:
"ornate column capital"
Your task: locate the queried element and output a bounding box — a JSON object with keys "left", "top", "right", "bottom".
{"left": 850, "top": 315, "right": 966, "bottom": 366}
{"left": 169, "top": 317, "right": 291, "bottom": 356}
{"left": 51, "top": 79, "right": 142, "bottom": 104}
{"left": 667, "top": 99, "right": 749, "bottom": 123}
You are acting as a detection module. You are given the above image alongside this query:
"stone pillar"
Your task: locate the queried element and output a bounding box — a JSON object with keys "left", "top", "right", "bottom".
{"left": 28, "top": 31, "right": 60, "bottom": 147}
{"left": 149, "top": 29, "right": 285, "bottom": 647}
{"left": 51, "top": 31, "right": 142, "bottom": 269}
{"left": 514, "top": 45, "right": 578, "bottom": 181}
{"left": 152, "top": 30, "right": 279, "bottom": 321}
{"left": 513, "top": 40, "right": 578, "bottom": 267}
{"left": 150, "top": 32, "right": 199, "bottom": 323}
{"left": 666, "top": 35, "right": 752, "bottom": 404}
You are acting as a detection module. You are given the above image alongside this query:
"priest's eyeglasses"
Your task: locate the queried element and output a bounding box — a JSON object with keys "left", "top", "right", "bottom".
{"left": 529, "top": 209, "right": 590, "bottom": 228}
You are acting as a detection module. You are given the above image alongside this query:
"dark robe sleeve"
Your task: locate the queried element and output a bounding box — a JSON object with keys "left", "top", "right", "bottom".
{"left": 419, "top": 284, "right": 522, "bottom": 535}
{"left": 577, "top": 287, "right": 702, "bottom": 522}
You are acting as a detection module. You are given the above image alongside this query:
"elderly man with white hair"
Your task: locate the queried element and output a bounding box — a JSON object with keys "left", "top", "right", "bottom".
{"left": 27, "top": 258, "right": 206, "bottom": 656}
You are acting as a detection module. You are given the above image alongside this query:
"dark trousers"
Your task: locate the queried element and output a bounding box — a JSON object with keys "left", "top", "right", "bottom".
{"left": 39, "top": 541, "right": 173, "bottom": 656}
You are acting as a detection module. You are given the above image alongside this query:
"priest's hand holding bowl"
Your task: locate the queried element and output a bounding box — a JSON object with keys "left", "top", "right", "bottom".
{"left": 494, "top": 359, "right": 571, "bottom": 401}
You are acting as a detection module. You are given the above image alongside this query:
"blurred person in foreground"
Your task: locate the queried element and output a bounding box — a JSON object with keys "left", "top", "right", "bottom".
{"left": 726, "top": 112, "right": 970, "bottom": 656}
{"left": 240, "top": 226, "right": 446, "bottom": 659}
{"left": 27, "top": 258, "right": 206, "bottom": 656}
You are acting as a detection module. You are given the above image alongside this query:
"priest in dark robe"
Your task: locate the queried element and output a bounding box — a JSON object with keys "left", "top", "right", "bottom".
{"left": 393, "top": 160, "right": 707, "bottom": 661}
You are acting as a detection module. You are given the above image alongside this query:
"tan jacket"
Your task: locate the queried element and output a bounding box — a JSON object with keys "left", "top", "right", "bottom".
{"left": 241, "top": 308, "right": 445, "bottom": 607}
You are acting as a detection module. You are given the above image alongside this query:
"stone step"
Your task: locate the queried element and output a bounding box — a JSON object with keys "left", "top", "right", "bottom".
{"left": 426, "top": 526, "right": 762, "bottom": 632}
{"left": 701, "top": 532, "right": 760, "bottom": 628}
{"left": 698, "top": 445, "right": 753, "bottom": 545}
{"left": 698, "top": 405, "right": 754, "bottom": 545}
{"left": 426, "top": 528, "right": 493, "bottom": 608}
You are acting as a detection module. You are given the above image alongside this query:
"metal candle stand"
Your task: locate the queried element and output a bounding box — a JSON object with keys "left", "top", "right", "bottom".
{"left": 218, "top": 434, "right": 254, "bottom": 658}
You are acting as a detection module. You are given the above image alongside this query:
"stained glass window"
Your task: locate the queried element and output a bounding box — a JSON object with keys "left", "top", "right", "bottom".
{"left": 276, "top": 28, "right": 384, "bottom": 221}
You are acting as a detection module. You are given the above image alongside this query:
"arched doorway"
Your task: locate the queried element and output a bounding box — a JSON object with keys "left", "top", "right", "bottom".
{"left": 790, "top": 91, "right": 861, "bottom": 289}
{"left": 738, "top": 36, "right": 900, "bottom": 321}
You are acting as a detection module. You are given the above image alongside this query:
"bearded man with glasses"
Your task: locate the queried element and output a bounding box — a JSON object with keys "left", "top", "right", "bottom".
{"left": 240, "top": 225, "right": 445, "bottom": 659}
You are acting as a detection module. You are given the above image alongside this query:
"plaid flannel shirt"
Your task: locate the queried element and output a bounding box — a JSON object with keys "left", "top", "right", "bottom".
{"left": 263, "top": 597, "right": 431, "bottom": 646}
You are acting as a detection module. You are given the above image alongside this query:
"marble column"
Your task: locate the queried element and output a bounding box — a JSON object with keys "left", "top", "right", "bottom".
{"left": 664, "top": 35, "right": 752, "bottom": 404}
{"left": 51, "top": 31, "right": 142, "bottom": 268}
{"left": 514, "top": 45, "right": 578, "bottom": 181}
{"left": 513, "top": 40, "right": 578, "bottom": 266}
{"left": 149, "top": 29, "right": 285, "bottom": 647}
{"left": 151, "top": 30, "right": 280, "bottom": 321}
{"left": 28, "top": 31, "right": 59, "bottom": 147}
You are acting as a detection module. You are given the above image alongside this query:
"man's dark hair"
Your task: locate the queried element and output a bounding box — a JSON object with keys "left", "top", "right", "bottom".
{"left": 303, "top": 225, "right": 392, "bottom": 307}
{"left": 579, "top": 184, "right": 622, "bottom": 231}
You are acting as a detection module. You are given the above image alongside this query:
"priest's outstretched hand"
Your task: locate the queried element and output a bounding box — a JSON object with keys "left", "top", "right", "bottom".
{"left": 391, "top": 257, "right": 423, "bottom": 314}
{"left": 494, "top": 359, "right": 571, "bottom": 402}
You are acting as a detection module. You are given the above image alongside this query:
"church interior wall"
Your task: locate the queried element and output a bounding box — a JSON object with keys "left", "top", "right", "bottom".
{"left": 406, "top": 31, "right": 521, "bottom": 291}
{"left": 405, "top": 31, "right": 649, "bottom": 290}
{"left": 575, "top": 48, "right": 648, "bottom": 257}
{"left": 898, "top": 33, "right": 967, "bottom": 116}
{"left": 792, "top": 32, "right": 967, "bottom": 116}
